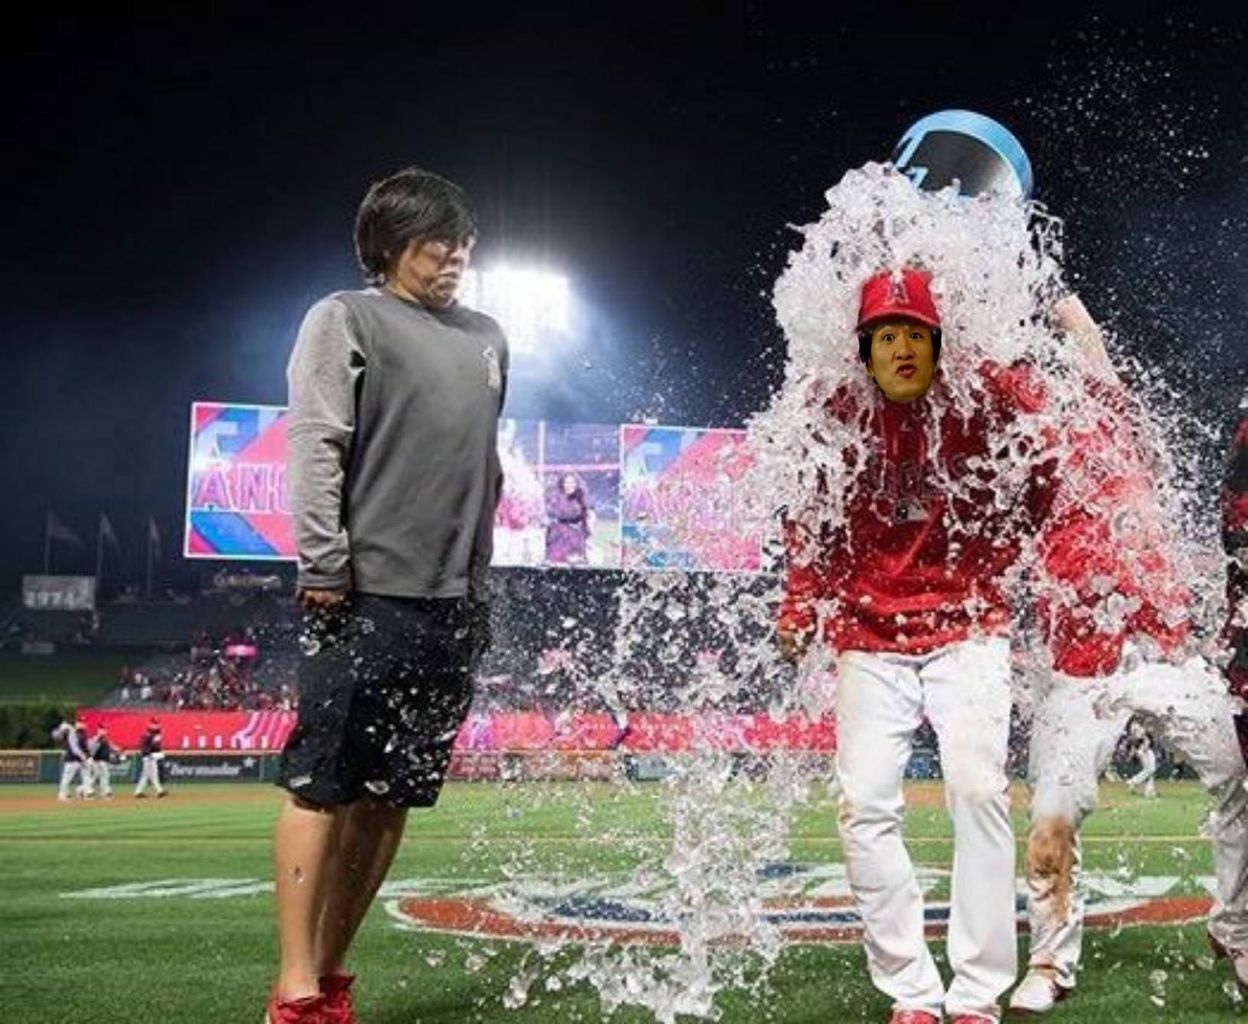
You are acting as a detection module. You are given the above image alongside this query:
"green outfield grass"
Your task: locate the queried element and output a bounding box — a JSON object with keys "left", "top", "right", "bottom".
{"left": 1, "top": 780, "right": 1241, "bottom": 1023}
{"left": 0, "top": 650, "right": 131, "bottom": 704}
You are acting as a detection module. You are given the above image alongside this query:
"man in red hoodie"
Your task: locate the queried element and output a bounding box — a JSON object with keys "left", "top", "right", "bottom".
{"left": 1008, "top": 365, "right": 1248, "bottom": 1012}
{"left": 779, "top": 267, "right": 1054, "bottom": 1024}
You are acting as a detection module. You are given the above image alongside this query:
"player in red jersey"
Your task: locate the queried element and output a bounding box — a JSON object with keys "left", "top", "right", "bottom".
{"left": 1009, "top": 326, "right": 1248, "bottom": 1012}
{"left": 779, "top": 266, "right": 1056, "bottom": 1024}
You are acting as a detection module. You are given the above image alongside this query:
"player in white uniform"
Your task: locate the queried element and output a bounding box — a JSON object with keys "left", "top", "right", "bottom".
{"left": 779, "top": 269, "right": 1061, "bottom": 1024}
{"left": 52, "top": 716, "right": 90, "bottom": 801}
{"left": 134, "top": 720, "right": 167, "bottom": 798}
{"left": 1124, "top": 722, "right": 1158, "bottom": 798}
{"left": 84, "top": 726, "right": 118, "bottom": 799}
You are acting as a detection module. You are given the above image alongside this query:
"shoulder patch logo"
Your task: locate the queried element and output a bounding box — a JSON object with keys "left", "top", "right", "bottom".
{"left": 482, "top": 346, "right": 502, "bottom": 392}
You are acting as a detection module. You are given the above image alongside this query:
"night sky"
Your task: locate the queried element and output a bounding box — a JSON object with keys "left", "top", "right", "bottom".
{"left": 4, "top": 4, "right": 1246, "bottom": 591}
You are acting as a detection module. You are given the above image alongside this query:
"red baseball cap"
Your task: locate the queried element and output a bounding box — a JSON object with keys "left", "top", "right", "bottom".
{"left": 856, "top": 268, "right": 941, "bottom": 331}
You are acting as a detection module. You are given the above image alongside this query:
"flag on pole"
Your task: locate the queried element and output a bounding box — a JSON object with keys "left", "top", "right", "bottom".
{"left": 99, "top": 513, "right": 120, "bottom": 552}
{"left": 46, "top": 510, "right": 84, "bottom": 573}
{"left": 46, "top": 511, "right": 84, "bottom": 547}
{"left": 146, "top": 517, "right": 161, "bottom": 599}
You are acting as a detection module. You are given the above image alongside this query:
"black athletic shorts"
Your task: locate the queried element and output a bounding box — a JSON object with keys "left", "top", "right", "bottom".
{"left": 278, "top": 593, "right": 489, "bottom": 808}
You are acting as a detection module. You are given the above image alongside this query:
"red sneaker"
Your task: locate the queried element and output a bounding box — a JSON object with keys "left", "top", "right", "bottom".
{"left": 319, "top": 972, "right": 356, "bottom": 1024}
{"left": 889, "top": 1012, "right": 940, "bottom": 1024}
{"left": 265, "top": 992, "right": 332, "bottom": 1024}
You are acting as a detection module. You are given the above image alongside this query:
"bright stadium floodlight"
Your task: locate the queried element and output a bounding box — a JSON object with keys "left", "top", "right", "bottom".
{"left": 460, "top": 266, "right": 570, "bottom": 356}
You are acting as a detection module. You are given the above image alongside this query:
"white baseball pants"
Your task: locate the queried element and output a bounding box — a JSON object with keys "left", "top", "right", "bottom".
{"left": 1127, "top": 748, "right": 1157, "bottom": 797}
{"left": 88, "top": 761, "right": 113, "bottom": 798}
{"left": 1025, "top": 656, "right": 1248, "bottom": 990}
{"left": 57, "top": 760, "right": 86, "bottom": 800}
{"left": 836, "top": 636, "right": 1016, "bottom": 1020}
{"left": 135, "top": 756, "right": 164, "bottom": 796}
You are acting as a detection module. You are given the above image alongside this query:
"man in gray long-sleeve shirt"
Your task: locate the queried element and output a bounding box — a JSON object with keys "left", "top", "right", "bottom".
{"left": 268, "top": 167, "right": 507, "bottom": 1024}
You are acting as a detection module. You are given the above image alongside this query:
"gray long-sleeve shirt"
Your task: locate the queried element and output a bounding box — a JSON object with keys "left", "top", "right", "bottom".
{"left": 286, "top": 287, "right": 508, "bottom": 598}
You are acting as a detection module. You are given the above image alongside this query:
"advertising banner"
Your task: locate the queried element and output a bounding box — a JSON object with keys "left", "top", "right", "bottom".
{"left": 185, "top": 404, "right": 764, "bottom": 573}
{"left": 185, "top": 403, "right": 292, "bottom": 559}
{"left": 81, "top": 710, "right": 836, "bottom": 754}
{"left": 81, "top": 710, "right": 297, "bottom": 752}
{"left": 620, "top": 425, "right": 762, "bottom": 571}
{"left": 22, "top": 575, "right": 96, "bottom": 611}
{"left": 0, "top": 751, "right": 40, "bottom": 782}
{"left": 160, "top": 753, "right": 264, "bottom": 782}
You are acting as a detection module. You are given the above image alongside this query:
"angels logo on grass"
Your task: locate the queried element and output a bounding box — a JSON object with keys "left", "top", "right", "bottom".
{"left": 59, "top": 865, "right": 1212, "bottom": 944}
{"left": 386, "top": 863, "right": 1214, "bottom": 947}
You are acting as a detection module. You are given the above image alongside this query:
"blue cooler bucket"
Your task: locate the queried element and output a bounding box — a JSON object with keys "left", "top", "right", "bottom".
{"left": 892, "top": 110, "right": 1033, "bottom": 199}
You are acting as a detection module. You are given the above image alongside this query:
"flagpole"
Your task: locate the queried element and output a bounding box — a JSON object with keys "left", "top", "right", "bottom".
{"left": 96, "top": 514, "right": 105, "bottom": 589}
{"left": 146, "top": 520, "right": 154, "bottom": 600}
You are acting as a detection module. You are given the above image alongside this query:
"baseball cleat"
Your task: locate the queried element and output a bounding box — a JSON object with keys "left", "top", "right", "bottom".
{"left": 889, "top": 1011, "right": 940, "bottom": 1024}
{"left": 950, "top": 1016, "right": 998, "bottom": 1023}
{"left": 265, "top": 991, "right": 332, "bottom": 1024}
{"left": 1008, "top": 967, "right": 1069, "bottom": 1014}
{"left": 319, "top": 972, "right": 356, "bottom": 1024}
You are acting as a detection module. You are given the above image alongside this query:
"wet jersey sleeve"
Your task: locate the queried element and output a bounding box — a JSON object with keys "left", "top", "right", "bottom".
{"left": 1037, "top": 377, "right": 1190, "bottom": 676}
{"left": 778, "top": 512, "right": 821, "bottom": 635}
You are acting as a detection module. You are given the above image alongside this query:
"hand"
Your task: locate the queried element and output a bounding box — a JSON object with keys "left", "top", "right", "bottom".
{"left": 297, "top": 587, "right": 348, "bottom": 610}
{"left": 777, "top": 625, "right": 814, "bottom": 664}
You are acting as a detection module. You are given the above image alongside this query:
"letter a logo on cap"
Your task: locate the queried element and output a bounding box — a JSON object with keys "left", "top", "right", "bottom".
{"left": 856, "top": 268, "right": 942, "bottom": 331}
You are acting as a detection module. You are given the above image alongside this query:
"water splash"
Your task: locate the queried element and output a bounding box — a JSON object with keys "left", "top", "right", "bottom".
{"left": 493, "top": 160, "right": 1228, "bottom": 1020}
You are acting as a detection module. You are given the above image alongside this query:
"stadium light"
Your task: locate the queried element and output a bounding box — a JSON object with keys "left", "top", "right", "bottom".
{"left": 460, "top": 266, "right": 570, "bottom": 357}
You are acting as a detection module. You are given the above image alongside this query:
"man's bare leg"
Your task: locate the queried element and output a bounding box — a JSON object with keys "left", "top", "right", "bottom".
{"left": 314, "top": 799, "right": 409, "bottom": 977}
{"left": 274, "top": 795, "right": 346, "bottom": 1000}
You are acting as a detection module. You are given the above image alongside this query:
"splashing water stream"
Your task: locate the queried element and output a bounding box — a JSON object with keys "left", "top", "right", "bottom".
{"left": 487, "top": 162, "right": 1228, "bottom": 1019}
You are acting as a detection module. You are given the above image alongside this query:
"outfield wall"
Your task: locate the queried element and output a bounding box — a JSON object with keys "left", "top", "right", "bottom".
{"left": 0, "top": 749, "right": 268, "bottom": 785}
{"left": 76, "top": 709, "right": 839, "bottom": 755}
{"left": 0, "top": 748, "right": 839, "bottom": 785}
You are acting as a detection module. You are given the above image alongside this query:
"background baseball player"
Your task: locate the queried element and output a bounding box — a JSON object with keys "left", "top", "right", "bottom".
{"left": 84, "top": 725, "right": 120, "bottom": 800}
{"left": 52, "top": 714, "right": 90, "bottom": 802}
{"left": 1124, "top": 722, "right": 1158, "bottom": 798}
{"left": 134, "top": 719, "right": 167, "bottom": 798}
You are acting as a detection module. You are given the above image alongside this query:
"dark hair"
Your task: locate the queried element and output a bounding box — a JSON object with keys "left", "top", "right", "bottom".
{"left": 858, "top": 325, "right": 942, "bottom": 365}
{"left": 354, "top": 167, "right": 477, "bottom": 285}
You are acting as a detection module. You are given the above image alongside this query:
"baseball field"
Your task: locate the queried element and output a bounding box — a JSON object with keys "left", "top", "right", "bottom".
{"left": 2, "top": 779, "right": 1241, "bottom": 1023}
